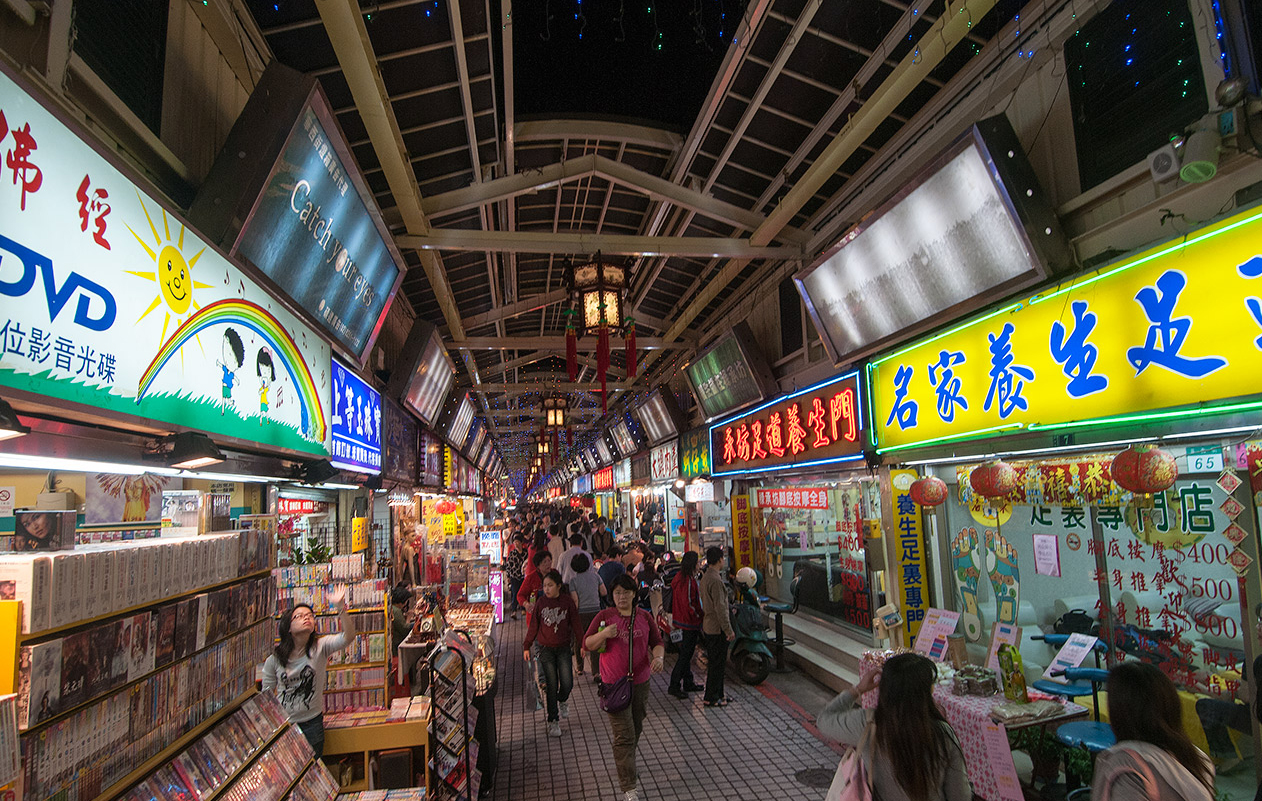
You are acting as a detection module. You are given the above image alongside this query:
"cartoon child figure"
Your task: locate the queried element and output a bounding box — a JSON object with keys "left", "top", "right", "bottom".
{"left": 216, "top": 328, "right": 244, "bottom": 416}
{"left": 257, "top": 347, "right": 275, "bottom": 423}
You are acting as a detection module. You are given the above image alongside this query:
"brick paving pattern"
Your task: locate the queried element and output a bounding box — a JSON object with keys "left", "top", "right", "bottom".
{"left": 487, "top": 617, "right": 844, "bottom": 801}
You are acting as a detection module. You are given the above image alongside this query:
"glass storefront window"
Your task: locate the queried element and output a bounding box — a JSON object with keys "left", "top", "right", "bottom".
{"left": 929, "top": 449, "right": 1260, "bottom": 795}
{"left": 756, "top": 477, "right": 882, "bottom": 631}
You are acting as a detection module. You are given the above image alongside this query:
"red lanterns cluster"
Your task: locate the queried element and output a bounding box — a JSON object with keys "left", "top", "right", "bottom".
{"left": 969, "top": 459, "right": 1018, "bottom": 499}
{"left": 436, "top": 499, "right": 458, "bottom": 515}
{"left": 909, "top": 475, "right": 948, "bottom": 507}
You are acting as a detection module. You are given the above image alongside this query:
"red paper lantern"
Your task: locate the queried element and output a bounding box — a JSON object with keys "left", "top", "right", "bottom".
{"left": 909, "top": 476, "right": 949, "bottom": 507}
{"left": 969, "top": 460, "right": 1018, "bottom": 498}
{"left": 436, "top": 499, "right": 458, "bottom": 515}
{"left": 1110, "top": 444, "right": 1177, "bottom": 495}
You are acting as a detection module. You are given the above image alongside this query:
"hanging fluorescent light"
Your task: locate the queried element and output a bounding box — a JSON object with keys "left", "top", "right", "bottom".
{"left": 164, "top": 432, "right": 225, "bottom": 469}
{"left": 0, "top": 453, "right": 178, "bottom": 476}
{"left": 0, "top": 399, "right": 29, "bottom": 441}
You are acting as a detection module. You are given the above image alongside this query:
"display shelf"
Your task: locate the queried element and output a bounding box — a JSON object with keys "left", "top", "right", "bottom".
{"left": 324, "top": 718, "right": 430, "bottom": 797}
{"left": 88, "top": 687, "right": 256, "bottom": 801}
{"left": 280, "top": 758, "right": 317, "bottom": 799}
{"left": 205, "top": 723, "right": 290, "bottom": 801}
{"left": 427, "top": 643, "right": 478, "bottom": 801}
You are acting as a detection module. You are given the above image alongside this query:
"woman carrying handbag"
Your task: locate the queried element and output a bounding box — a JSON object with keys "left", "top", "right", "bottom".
{"left": 585, "top": 574, "right": 665, "bottom": 801}
{"left": 817, "top": 653, "right": 971, "bottom": 801}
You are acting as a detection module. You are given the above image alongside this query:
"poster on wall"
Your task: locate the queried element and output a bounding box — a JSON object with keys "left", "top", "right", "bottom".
{"left": 0, "top": 66, "right": 332, "bottom": 457}
{"left": 86, "top": 473, "right": 178, "bottom": 524}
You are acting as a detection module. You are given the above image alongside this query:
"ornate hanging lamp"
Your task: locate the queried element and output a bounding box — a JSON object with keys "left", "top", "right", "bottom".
{"left": 564, "top": 252, "right": 631, "bottom": 411}
{"left": 1110, "top": 444, "right": 1177, "bottom": 495}
{"left": 909, "top": 475, "right": 949, "bottom": 507}
{"left": 969, "top": 459, "right": 1018, "bottom": 498}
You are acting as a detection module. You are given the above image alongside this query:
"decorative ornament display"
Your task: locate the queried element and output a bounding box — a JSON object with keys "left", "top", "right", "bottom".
{"left": 596, "top": 301, "right": 610, "bottom": 412}
{"left": 909, "top": 475, "right": 949, "bottom": 507}
{"left": 969, "top": 460, "right": 1018, "bottom": 498}
{"left": 1109, "top": 444, "right": 1177, "bottom": 495}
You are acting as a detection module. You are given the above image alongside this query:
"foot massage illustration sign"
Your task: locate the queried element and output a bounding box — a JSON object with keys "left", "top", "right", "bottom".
{"left": 0, "top": 68, "right": 330, "bottom": 456}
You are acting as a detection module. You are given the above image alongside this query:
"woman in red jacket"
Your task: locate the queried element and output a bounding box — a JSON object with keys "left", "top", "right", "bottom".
{"left": 668, "top": 550, "right": 705, "bottom": 699}
{"left": 523, "top": 570, "right": 580, "bottom": 737}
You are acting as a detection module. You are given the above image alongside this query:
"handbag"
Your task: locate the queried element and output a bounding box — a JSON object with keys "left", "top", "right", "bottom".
{"left": 825, "top": 717, "right": 874, "bottom": 801}
{"left": 598, "top": 605, "right": 635, "bottom": 714}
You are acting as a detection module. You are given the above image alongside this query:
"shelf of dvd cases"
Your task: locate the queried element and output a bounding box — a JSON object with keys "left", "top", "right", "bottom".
{"left": 0, "top": 530, "right": 278, "bottom": 801}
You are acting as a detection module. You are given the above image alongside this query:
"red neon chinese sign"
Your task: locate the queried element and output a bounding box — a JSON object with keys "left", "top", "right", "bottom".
{"left": 710, "top": 372, "right": 863, "bottom": 476}
{"left": 594, "top": 466, "right": 615, "bottom": 491}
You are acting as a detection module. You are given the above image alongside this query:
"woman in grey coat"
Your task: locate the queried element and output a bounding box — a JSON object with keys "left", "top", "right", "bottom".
{"left": 817, "top": 653, "right": 971, "bottom": 801}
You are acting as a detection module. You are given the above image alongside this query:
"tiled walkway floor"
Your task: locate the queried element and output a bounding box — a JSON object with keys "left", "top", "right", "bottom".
{"left": 487, "top": 617, "right": 845, "bottom": 801}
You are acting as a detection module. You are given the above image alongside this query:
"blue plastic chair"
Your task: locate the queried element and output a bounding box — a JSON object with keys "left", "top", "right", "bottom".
{"left": 1029, "top": 633, "right": 1109, "bottom": 703}
{"left": 1050, "top": 667, "right": 1117, "bottom": 754}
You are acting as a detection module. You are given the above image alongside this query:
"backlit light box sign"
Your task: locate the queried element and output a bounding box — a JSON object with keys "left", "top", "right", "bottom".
{"left": 870, "top": 202, "right": 1262, "bottom": 453}
{"left": 191, "top": 63, "right": 404, "bottom": 364}
{"left": 651, "top": 440, "right": 679, "bottom": 482}
{"left": 709, "top": 371, "right": 865, "bottom": 477}
{"left": 0, "top": 62, "right": 332, "bottom": 457}
{"left": 446, "top": 393, "right": 476, "bottom": 451}
{"left": 330, "top": 358, "right": 381, "bottom": 474}
{"left": 637, "top": 390, "right": 681, "bottom": 445}
{"left": 387, "top": 318, "right": 455, "bottom": 429}
{"left": 594, "top": 466, "right": 614, "bottom": 491}
{"left": 611, "top": 420, "right": 638, "bottom": 457}
{"left": 680, "top": 426, "right": 712, "bottom": 480}
{"left": 684, "top": 323, "right": 776, "bottom": 421}
{"left": 595, "top": 438, "right": 614, "bottom": 466}
{"left": 796, "top": 115, "right": 1070, "bottom": 365}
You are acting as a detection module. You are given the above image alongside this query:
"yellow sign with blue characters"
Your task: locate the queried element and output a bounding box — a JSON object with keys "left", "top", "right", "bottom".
{"left": 870, "top": 204, "right": 1262, "bottom": 452}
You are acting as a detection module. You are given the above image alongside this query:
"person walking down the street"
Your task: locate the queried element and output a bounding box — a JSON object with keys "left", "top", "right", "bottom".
{"left": 590, "top": 516, "right": 614, "bottom": 559}
{"left": 523, "top": 570, "right": 581, "bottom": 738}
{"left": 569, "top": 552, "right": 606, "bottom": 679}
{"left": 700, "top": 546, "right": 735, "bottom": 707}
{"left": 1092, "top": 662, "right": 1214, "bottom": 801}
{"left": 818, "top": 653, "right": 971, "bottom": 801}
{"left": 585, "top": 574, "right": 665, "bottom": 801}
{"left": 559, "top": 533, "right": 591, "bottom": 585}
{"left": 503, "top": 535, "right": 528, "bottom": 620}
{"left": 517, "top": 550, "right": 554, "bottom": 710}
{"left": 668, "top": 550, "right": 705, "bottom": 699}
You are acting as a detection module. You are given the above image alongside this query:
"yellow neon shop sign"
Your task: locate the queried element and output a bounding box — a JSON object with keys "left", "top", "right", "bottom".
{"left": 870, "top": 204, "right": 1262, "bottom": 452}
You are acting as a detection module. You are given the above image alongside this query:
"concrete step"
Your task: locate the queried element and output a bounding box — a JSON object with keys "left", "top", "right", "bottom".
{"left": 769, "top": 612, "right": 868, "bottom": 674}
{"left": 781, "top": 639, "right": 859, "bottom": 695}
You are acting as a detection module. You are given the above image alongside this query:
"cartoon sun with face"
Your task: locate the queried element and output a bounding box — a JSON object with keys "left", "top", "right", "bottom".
{"left": 126, "top": 191, "right": 213, "bottom": 348}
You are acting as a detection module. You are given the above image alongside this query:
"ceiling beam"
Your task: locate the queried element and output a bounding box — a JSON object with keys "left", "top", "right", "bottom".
{"left": 423, "top": 156, "right": 595, "bottom": 218}
{"left": 460, "top": 289, "right": 570, "bottom": 330}
{"left": 750, "top": 0, "right": 998, "bottom": 246}
{"left": 514, "top": 119, "right": 682, "bottom": 151}
{"left": 397, "top": 230, "right": 800, "bottom": 260}
{"left": 314, "top": 0, "right": 466, "bottom": 341}
{"left": 474, "top": 383, "right": 634, "bottom": 393}
{"left": 448, "top": 336, "right": 688, "bottom": 351}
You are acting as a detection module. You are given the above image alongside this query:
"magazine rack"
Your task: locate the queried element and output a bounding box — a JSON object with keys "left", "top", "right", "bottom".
{"left": 427, "top": 636, "right": 479, "bottom": 801}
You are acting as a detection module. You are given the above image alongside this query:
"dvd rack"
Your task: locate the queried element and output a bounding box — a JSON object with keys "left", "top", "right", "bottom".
{"left": 427, "top": 640, "right": 479, "bottom": 801}
{"left": 115, "top": 690, "right": 340, "bottom": 801}
{"left": 0, "top": 529, "right": 278, "bottom": 801}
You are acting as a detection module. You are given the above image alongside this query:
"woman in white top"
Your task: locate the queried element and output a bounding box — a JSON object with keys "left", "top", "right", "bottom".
{"left": 262, "top": 587, "right": 353, "bottom": 758}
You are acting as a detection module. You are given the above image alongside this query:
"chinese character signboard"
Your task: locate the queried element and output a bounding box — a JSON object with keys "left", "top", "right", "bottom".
{"left": 755, "top": 488, "right": 830, "bottom": 509}
{"left": 710, "top": 371, "right": 864, "bottom": 477}
{"left": 330, "top": 358, "right": 381, "bottom": 474}
{"left": 680, "top": 425, "right": 712, "bottom": 480}
{"left": 277, "top": 498, "right": 329, "bottom": 516}
{"left": 0, "top": 65, "right": 332, "bottom": 457}
{"left": 872, "top": 203, "right": 1262, "bottom": 453}
{"left": 614, "top": 458, "right": 632, "bottom": 489}
{"left": 732, "top": 494, "right": 753, "bottom": 570}
{"left": 593, "top": 466, "right": 614, "bottom": 491}
{"left": 685, "top": 481, "right": 714, "bottom": 503}
{"left": 651, "top": 440, "right": 679, "bottom": 483}
{"left": 890, "top": 469, "right": 929, "bottom": 641}
{"left": 631, "top": 452, "right": 651, "bottom": 486}
{"left": 191, "top": 63, "right": 403, "bottom": 364}
{"left": 684, "top": 323, "right": 776, "bottom": 420}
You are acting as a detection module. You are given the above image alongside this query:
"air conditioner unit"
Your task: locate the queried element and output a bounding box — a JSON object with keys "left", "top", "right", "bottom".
{"left": 1147, "top": 142, "right": 1180, "bottom": 183}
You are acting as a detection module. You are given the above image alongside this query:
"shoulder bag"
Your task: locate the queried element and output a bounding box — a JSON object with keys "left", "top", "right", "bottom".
{"left": 598, "top": 606, "right": 635, "bottom": 714}
{"left": 825, "top": 715, "right": 874, "bottom": 801}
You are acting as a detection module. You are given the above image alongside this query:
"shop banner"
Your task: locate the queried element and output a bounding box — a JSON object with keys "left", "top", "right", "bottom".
{"left": 479, "top": 529, "right": 501, "bottom": 564}
{"left": 680, "top": 425, "right": 712, "bottom": 480}
{"left": 732, "top": 494, "right": 753, "bottom": 570}
{"left": 330, "top": 357, "right": 381, "bottom": 474}
{"left": 710, "top": 371, "right": 864, "bottom": 477}
{"left": 1246, "top": 442, "right": 1262, "bottom": 504}
{"left": 277, "top": 498, "right": 328, "bottom": 515}
{"left": 756, "top": 487, "right": 829, "bottom": 509}
{"left": 685, "top": 481, "right": 713, "bottom": 503}
{"left": 872, "top": 203, "right": 1262, "bottom": 453}
{"left": 0, "top": 67, "right": 331, "bottom": 456}
{"left": 489, "top": 570, "right": 504, "bottom": 623}
{"left": 650, "top": 440, "right": 679, "bottom": 482}
{"left": 594, "top": 466, "right": 614, "bottom": 491}
{"left": 351, "top": 517, "right": 368, "bottom": 553}
{"left": 952, "top": 455, "right": 1130, "bottom": 510}
{"left": 890, "top": 469, "right": 929, "bottom": 641}
{"left": 684, "top": 323, "right": 773, "bottom": 420}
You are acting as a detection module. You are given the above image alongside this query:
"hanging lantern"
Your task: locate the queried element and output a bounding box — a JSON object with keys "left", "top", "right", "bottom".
{"left": 909, "top": 475, "right": 949, "bottom": 507}
{"left": 436, "top": 499, "right": 457, "bottom": 516}
{"left": 969, "top": 459, "right": 1018, "bottom": 498}
{"left": 1110, "top": 444, "right": 1177, "bottom": 495}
